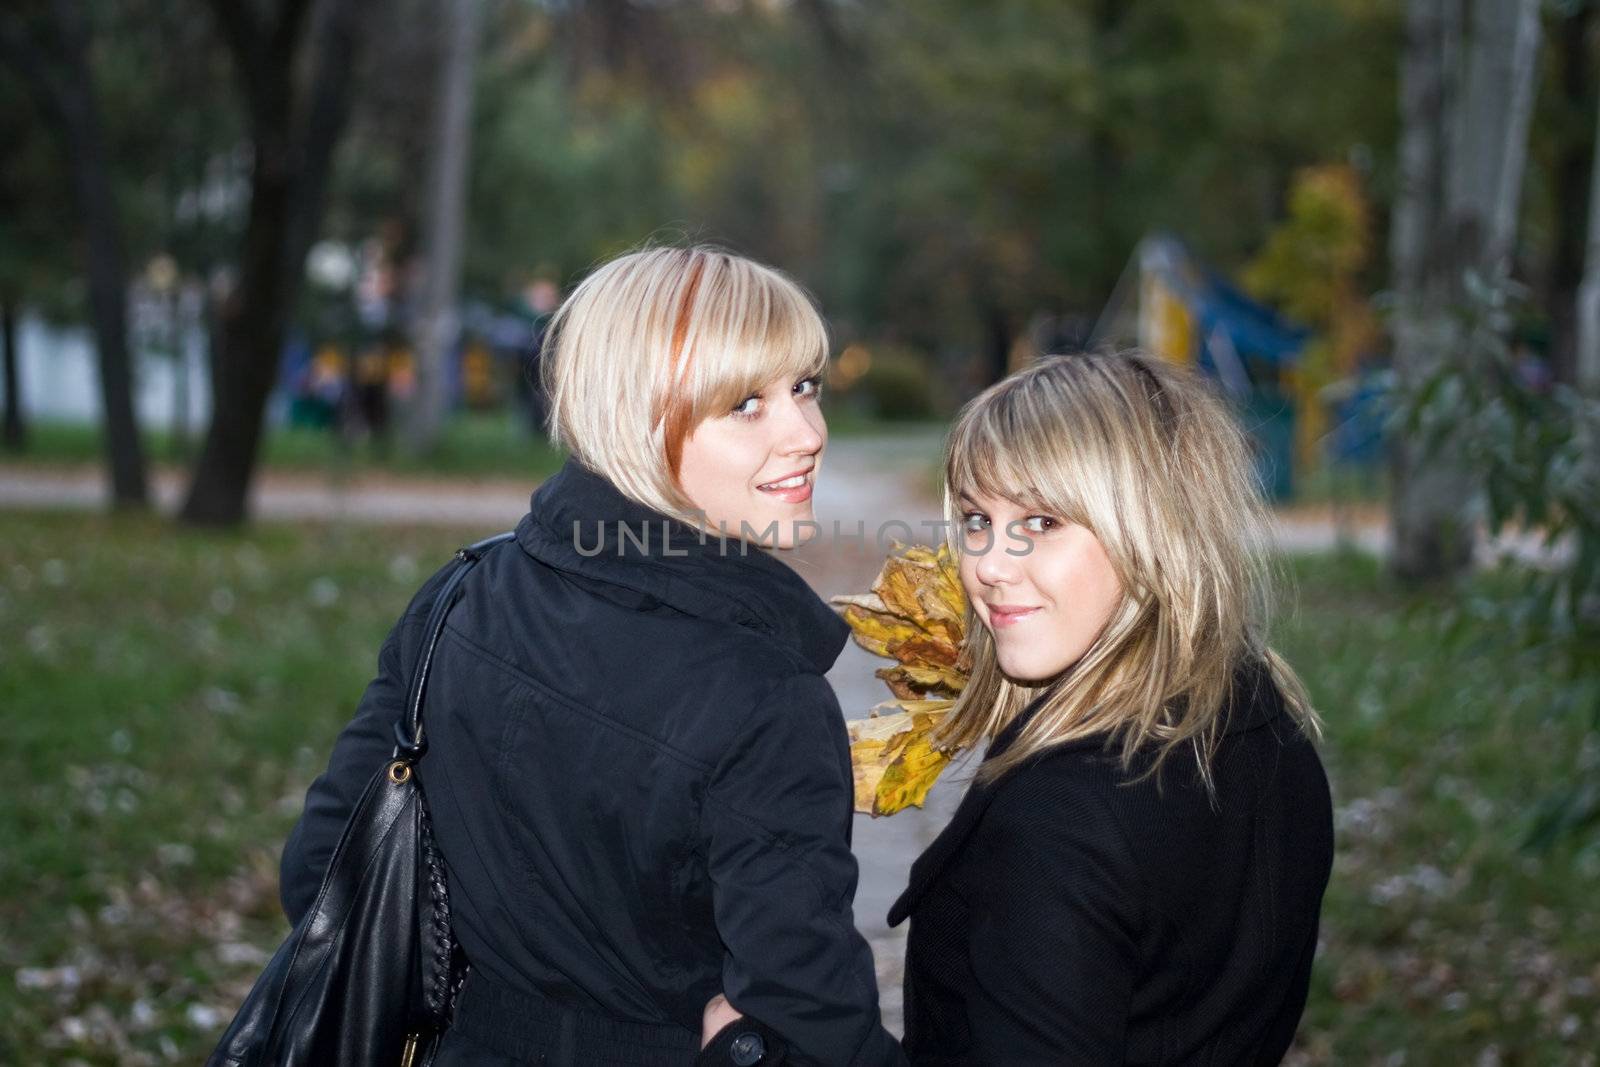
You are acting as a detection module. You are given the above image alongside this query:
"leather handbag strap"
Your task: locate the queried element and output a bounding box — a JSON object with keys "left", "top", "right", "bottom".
{"left": 395, "top": 530, "right": 517, "bottom": 758}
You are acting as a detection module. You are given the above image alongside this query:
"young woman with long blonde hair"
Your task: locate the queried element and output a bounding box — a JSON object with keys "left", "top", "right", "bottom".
{"left": 889, "top": 351, "right": 1333, "bottom": 1064}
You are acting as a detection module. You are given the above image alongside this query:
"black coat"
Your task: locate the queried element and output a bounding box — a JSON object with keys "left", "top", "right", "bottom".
{"left": 280, "top": 457, "right": 903, "bottom": 1067}
{"left": 889, "top": 658, "right": 1334, "bottom": 1065}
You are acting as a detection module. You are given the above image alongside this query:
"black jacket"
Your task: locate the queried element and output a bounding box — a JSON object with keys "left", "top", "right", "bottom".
{"left": 889, "top": 658, "right": 1334, "bottom": 1065}
{"left": 280, "top": 457, "right": 903, "bottom": 1067}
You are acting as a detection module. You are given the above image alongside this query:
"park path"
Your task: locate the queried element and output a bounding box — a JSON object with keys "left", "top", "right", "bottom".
{"left": 0, "top": 436, "right": 1392, "bottom": 549}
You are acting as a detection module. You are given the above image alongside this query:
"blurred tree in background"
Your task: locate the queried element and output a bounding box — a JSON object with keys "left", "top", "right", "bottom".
{"left": 177, "top": 0, "right": 368, "bottom": 526}
{"left": 5, "top": 0, "right": 1599, "bottom": 535}
{"left": 1246, "top": 163, "right": 1381, "bottom": 472}
{"left": 1, "top": 2, "right": 151, "bottom": 506}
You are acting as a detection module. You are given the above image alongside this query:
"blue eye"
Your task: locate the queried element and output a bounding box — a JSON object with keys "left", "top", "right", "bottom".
{"left": 961, "top": 512, "right": 989, "bottom": 533}
{"left": 732, "top": 395, "right": 761, "bottom": 418}
{"left": 795, "top": 376, "right": 822, "bottom": 398}
{"left": 1022, "top": 515, "right": 1059, "bottom": 533}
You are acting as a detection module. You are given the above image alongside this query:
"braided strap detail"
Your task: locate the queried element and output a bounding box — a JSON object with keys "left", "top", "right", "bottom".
{"left": 418, "top": 799, "right": 460, "bottom": 1022}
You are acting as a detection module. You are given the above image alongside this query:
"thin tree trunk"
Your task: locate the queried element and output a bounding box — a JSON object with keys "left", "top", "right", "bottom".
{"left": 1578, "top": 91, "right": 1600, "bottom": 395}
{"left": 180, "top": 0, "right": 363, "bottom": 526}
{"left": 169, "top": 289, "right": 190, "bottom": 460}
{"left": 982, "top": 298, "right": 1013, "bottom": 387}
{"left": 1447, "top": 0, "right": 1541, "bottom": 280}
{"left": 0, "top": 3, "right": 149, "bottom": 505}
{"left": 1088, "top": 0, "right": 1126, "bottom": 309}
{"left": 1545, "top": 2, "right": 1594, "bottom": 388}
{"left": 2, "top": 296, "right": 24, "bottom": 452}
{"left": 1390, "top": 0, "right": 1467, "bottom": 581}
{"left": 409, "top": 0, "right": 483, "bottom": 455}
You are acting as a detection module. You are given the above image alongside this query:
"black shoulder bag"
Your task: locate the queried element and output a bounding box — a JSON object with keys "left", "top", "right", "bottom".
{"left": 206, "top": 530, "right": 516, "bottom": 1067}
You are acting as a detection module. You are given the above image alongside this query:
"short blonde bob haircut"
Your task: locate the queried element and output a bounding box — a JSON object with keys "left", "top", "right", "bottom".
{"left": 936, "top": 350, "right": 1321, "bottom": 791}
{"left": 538, "top": 244, "right": 830, "bottom": 526}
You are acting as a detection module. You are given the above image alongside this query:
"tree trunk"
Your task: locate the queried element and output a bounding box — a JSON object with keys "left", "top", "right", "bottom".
{"left": 1545, "top": 2, "right": 1594, "bottom": 388}
{"left": 1390, "top": 0, "right": 1466, "bottom": 582}
{"left": 1578, "top": 89, "right": 1600, "bottom": 395}
{"left": 65, "top": 73, "right": 149, "bottom": 509}
{"left": 1446, "top": 0, "right": 1541, "bottom": 281}
{"left": 0, "top": 2, "right": 149, "bottom": 505}
{"left": 2, "top": 296, "right": 24, "bottom": 452}
{"left": 169, "top": 289, "right": 190, "bottom": 460}
{"left": 180, "top": 0, "right": 363, "bottom": 526}
{"left": 981, "top": 298, "right": 1013, "bottom": 387}
{"left": 408, "top": 0, "right": 483, "bottom": 455}
{"left": 1389, "top": 0, "right": 1541, "bottom": 584}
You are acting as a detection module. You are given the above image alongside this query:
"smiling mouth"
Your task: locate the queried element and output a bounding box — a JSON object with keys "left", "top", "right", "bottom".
{"left": 757, "top": 474, "right": 810, "bottom": 491}
{"left": 988, "top": 606, "right": 1041, "bottom": 627}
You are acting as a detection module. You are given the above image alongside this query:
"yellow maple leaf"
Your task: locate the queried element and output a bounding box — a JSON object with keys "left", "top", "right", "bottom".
{"left": 833, "top": 542, "right": 971, "bottom": 815}
{"left": 846, "top": 707, "right": 955, "bottom": 815}
{"left": 874, "top": 728, "right": 953, "bottom": 816}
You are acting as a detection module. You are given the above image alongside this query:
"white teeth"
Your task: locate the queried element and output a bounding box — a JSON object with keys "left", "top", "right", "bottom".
{"left": 761, "top": 475, "right": 807, "bottom": 490}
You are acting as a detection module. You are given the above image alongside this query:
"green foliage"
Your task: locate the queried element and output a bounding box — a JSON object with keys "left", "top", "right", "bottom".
{"left": 0, "top": 3, "right": 242, "bottom": 309}
{"left": 1245, "top": 164, "right": 1372, "bottom": 330}
{"left": 852, "top": 347, "right": 942, "bottom": 421}
{"left": 6, "top": 0, "right": 1408, "bottom": 408}
{"left": 337, "top": 0, "right": 1404, "bottom": 374}
{"left": 1388, "top": 271, "right": 1600, "bottom": 846}
{"left": 1394, "top": 275, "right": 1600, "bottom": 637}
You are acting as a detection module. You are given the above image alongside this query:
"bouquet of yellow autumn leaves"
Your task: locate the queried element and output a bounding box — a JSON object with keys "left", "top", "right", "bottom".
{"left": 830, "top": 542, "right": 970, "bottom": 816}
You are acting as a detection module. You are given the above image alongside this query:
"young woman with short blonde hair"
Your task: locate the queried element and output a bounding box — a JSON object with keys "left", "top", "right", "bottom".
{"left": 282, "top": 245, "right": 904, "bottom": 1066}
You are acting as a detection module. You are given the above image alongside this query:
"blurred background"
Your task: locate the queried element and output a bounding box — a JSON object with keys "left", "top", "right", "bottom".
{"left": 2, "top": 0, "right": 1599, "bottom": 1063}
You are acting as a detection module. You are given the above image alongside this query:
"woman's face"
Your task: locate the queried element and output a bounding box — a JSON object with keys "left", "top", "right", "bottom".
{"left": 957, "top": 488, "right": 1123, "bottom": 682}
{"left": 677, "top": 371, "right": 826, "bottom": 549}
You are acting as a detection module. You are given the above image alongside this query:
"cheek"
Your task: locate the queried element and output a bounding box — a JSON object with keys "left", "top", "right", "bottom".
{"left": 1040, "top": 542, "right": 1121, "bottom": 621}
{"left": 806, "top": 403, "right": 828, "bottom": 445}
{"left": 1073, "top": 547, "right": 1123, "bottom": 627}
{"left": 679, "top": 423, "right": 751, "bottom": 489}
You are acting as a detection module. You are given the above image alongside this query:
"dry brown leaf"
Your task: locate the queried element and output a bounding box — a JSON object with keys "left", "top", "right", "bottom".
{"left": 834, "top": 542, "right": 970, "bottom": 815}
{"left": 877, "top": 664, "right": 968, "bottom": 700}
{"left": 846, "top": 708, "right": 954, "bottom": 816}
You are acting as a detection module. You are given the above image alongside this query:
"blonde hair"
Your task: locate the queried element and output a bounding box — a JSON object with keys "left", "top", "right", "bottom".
{"left": 539, "top": 244, "right": 829, "bottom": 525}
{"left": 936, "top": 350, "right": 1321, "bottom": 791}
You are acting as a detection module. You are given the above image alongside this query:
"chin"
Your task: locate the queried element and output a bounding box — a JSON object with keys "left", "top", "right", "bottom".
{"left": 997, "top": 649, "right": 1074, "bottom": 684}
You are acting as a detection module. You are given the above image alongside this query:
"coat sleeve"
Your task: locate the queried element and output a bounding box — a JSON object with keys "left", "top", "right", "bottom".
{"left": 700, "top": 672, "right": 905, "bottom": 1067}
{"left": 277, "top": 564, "right": 453, "bottom": 925}
{"left": 964, "top": 773, "right": 1144, "bottom": 1064}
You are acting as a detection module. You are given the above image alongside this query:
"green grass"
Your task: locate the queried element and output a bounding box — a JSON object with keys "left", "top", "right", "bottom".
{"left": 1, "top": 518, "right": 1597, "bottom": 1063}
{"left": 1275, "top": 553, "right": 1600, "bottom": 1064}
{"left": 0, "top": 513, "right": 479, "bottom": 1062}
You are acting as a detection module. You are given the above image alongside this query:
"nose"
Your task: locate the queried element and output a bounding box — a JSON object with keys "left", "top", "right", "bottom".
{"left": 775, "top": 389, "right": 825, "bottom": 456}
{"left": 971, "top": 537, "right": 1020, "bottom": 587}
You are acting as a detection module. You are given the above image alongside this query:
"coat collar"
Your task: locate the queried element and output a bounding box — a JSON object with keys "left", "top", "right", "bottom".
{"left": 887, "top": 656, "right": 1285, "bottom": 927}
{"left": 514, "top": 456, "right": 851, "bottom": 675}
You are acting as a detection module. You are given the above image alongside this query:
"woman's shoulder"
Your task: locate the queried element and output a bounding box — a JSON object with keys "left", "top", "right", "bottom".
{"left": 977, "top": 743, "right": 1135, "bottom": 840}
{"left": 979, "top": 729, "right": 1228, "bottom": 847}
{"left": 962, "top": 751, "right": 1147, "bottom": 902}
